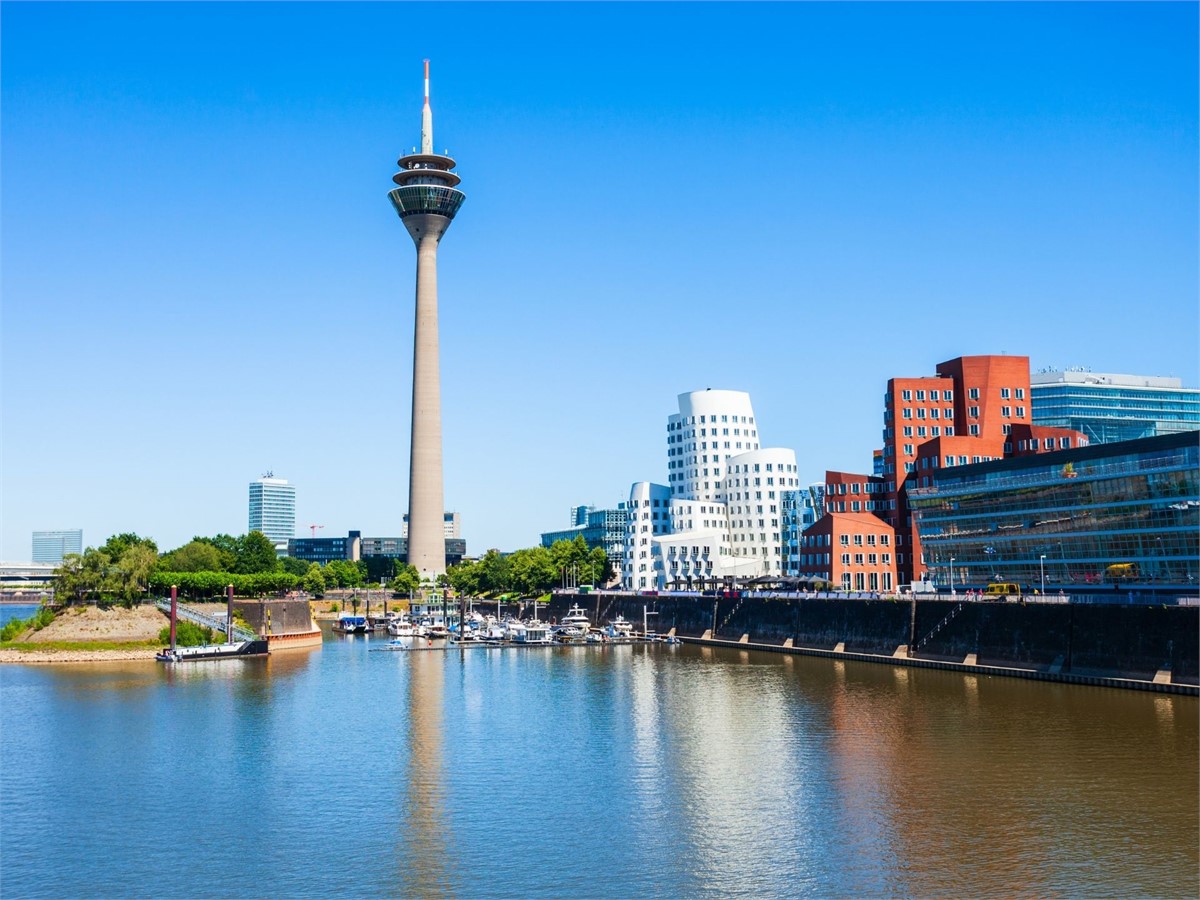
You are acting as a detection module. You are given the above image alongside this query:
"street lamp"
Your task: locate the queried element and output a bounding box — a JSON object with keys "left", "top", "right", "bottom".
{"left": 949, "top": 557, "right": 956, "bottom": 596}
{"left": 1039, "top": 554, "right": 1046, "bottom": 595}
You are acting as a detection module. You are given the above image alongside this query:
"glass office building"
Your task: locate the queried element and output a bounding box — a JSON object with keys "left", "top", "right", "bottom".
{"left": 541, "top": 505, "right": 629, "bottom": 573}
{"left": 248, "top": 475, "right": 296, "bottom": 554}
{"left": 31, "top": 529, "right": 83, "bottom": 564}
{"left": 1031, "top": 370, "right": 1200, "bottom": 444}
{"left": 910, "top": 431, "right": 1199, "bottom": 589}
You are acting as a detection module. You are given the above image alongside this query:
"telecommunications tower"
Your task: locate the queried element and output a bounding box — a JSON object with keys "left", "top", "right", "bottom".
{"left": 388, "top": 60, "right": 465, "bottom": 579}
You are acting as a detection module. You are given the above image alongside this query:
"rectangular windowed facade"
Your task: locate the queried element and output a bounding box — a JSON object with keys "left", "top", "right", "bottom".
{"left": 1031, "top": 371, "right": 1200, "bottom": 444}
{"left": 32, "top": 529, "right": 83, "bottom": 564}
{"left": 909, "top": 431, "right": 1200, "bottom": 590}
{"left": 248, "top": 476, "right": 296, "bottom": 554}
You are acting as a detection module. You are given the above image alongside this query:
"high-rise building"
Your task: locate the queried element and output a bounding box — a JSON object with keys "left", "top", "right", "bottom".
{"left": 248, "top": 474, "right": 296, "bottom": 555}
{"left": 388, "top": 60, "right": 465, "bottom": 581}
{"left": 624, "top": 390, "right": 802, "bottom": 591}
{"left": 32, "top": 529, "right": 83, "bottom": 564}
{"left": 1031, "top": 369, "right": 1200, "bottom": 444}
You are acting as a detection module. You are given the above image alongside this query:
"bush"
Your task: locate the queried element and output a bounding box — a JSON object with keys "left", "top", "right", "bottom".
{"left": 1, "top": 607, "right": 56, "bottom": 642}
{"left": 157, "top": 620, "right": 214, "bottom": 647}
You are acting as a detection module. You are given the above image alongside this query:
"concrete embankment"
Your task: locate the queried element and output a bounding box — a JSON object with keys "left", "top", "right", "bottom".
{"left": 546, "top": 593, "right": 1199, "bottom": 694}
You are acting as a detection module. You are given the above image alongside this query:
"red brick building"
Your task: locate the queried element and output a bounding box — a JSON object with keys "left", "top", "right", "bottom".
{"left": 879, "top": 355, "right": 1086, "bottom": 584}
{"left": 797, "top": 512, "right": 897, "bottom": 592}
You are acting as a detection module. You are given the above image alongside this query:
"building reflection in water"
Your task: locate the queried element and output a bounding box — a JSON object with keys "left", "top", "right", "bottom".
{"left": 395, "top": 649, "right": 453, "bottom": 897}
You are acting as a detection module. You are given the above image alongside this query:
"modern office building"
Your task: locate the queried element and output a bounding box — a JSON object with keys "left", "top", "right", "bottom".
{"left": 541, "top": 505, "right": 629, "bottom": 575}
{"left": 401, "top": 512, "right": 461, "bottom": 539}
{"left": 31, "top": 529, "right": 83, "bottom": 564}
{"left": 389, "top": 60, "right": 465, "bottom": 581}
{"left": 288, "top": 531, "right": 362, "bottom": 566}
{"left": 878, "top": 355, "right": 1087, "bottom": 584}
{"left": 782, "top": 485, "right": 824, "bottom": 576}
{"left": 1031, "top": 369, "right": 1200, "bottom": 444}
{"left": 248, "top": 474, "right": 296, "bottom": 555}
{"left": 624, "top": 390, "right": 804, "bottom": 591}
{"left": 358, "top": 536, "right": 467, "bottom": 582}
{"left": 909, "top": 431, "right": 1199, "bottom": 590}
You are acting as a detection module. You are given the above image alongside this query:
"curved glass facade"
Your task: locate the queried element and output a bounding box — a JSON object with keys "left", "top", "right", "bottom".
{"left": 388, "top": 185, "right": 465, "bottom": 220}
{"left": 910, "top": 431, "right": 1200, "bottom": 589}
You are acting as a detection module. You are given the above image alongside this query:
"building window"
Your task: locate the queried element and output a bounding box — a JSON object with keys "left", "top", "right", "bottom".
{"left": 1016, "top": 388, "right": 1025, "bottom": 399}
{"left": 1001, "top": 406, "right": 1011, "bottom": 417}
{"left": 916, "top": 390, "right": 925, "bottom": 401}
{"left": 969, "top": 424, "right": 980, "bottom": 436}
{"left": 1000, "top": 388, "right": 1011, "bottom": 399}
{"left": 969, "top": 406, "right": 980, "bottom": 418}
{"left": 902, "top": 389, "right": 912, "bottom": 401}
{"left": 902, "top": 408, "right": 912, "bottom": 419}
{"left": 969, "top": 388, "right": 979, "bottom": 400}
{"left": 1017, "top": 406, "right": 1026, "bottom": 418}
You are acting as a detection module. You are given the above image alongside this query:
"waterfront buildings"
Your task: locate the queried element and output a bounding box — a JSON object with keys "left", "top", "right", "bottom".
{"left": 389, "top": 61, "right": 465, "bottom": 581}
{"left": 248, "top": 474, "right": 296, "bottom": 555}
{"left": 910, "top": 430, "right": 1200, "bottom": 589}
{"left": 1031, "top": 369, "right": 1200, "bottom": 444}
{"left": 541, "top": 505, "right": 629, "bottom": 575}
{"left": 31, "top": 529, "right": 82, "bottom": 564}
{"left": 287, "top": 531, "right": 362, "bottom": 566}
{"left": 879, "top": 355, "right": 1086, "bottom": 584}
{"left": 624, "top": 390, "right": 802, "bottom": 591}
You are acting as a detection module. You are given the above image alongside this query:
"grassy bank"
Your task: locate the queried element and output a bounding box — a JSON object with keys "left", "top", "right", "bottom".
{"left": 1, "top": 639, "right": 164, "bottom": 653}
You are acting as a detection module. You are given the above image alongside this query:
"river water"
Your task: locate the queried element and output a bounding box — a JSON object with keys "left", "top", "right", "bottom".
{"left": 1, "top": 627, "right": 1196, "bottom": 898}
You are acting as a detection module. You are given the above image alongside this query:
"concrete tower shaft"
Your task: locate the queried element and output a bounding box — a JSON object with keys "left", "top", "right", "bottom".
{"left": 388, "top": 61, "right": 465, "bottom": 580}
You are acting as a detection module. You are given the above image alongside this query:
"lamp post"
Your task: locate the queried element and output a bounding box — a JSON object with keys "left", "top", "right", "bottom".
{"left": 949, "top": 557, "right": 956, "bottom": 596}
{"left": 1039, "top": 554, "right": 1046, "bottom": 595}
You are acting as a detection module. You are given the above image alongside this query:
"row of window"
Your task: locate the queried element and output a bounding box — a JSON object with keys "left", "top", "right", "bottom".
{"left": 900, "top": 388, "right": 954, "bottom": 402}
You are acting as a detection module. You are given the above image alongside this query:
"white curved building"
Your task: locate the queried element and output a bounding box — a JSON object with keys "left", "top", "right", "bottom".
{"left": 624, "top": 390, "right": 802, "bottom": 590}
{"left": 668, "top": 390, "right": 760, "bottom": 501}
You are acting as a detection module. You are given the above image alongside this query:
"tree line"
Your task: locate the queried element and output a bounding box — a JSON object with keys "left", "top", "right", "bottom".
{"left": 444, "top": 536, "right": 611, "bottom": 597}
{"left": 52, "top": 531, "right": 609, "bottom": 604}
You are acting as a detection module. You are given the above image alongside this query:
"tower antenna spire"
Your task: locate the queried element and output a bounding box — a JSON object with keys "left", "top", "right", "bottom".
{"left": 421, "top": 59, "right": 433, "bottom": 155}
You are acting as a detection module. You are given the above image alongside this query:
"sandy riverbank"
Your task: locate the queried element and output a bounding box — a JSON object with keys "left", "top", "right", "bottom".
{"left": 1, "top": 604, "right": 169, "bottom": 664}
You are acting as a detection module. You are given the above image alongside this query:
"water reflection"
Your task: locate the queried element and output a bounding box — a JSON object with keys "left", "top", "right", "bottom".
{"left": 396, "top": 648, "right": 453, "bottom": 897}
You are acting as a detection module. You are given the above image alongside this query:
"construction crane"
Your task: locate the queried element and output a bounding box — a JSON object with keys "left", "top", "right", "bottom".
{"left": 308, "top": 524, "right": 325, "bottom": 537}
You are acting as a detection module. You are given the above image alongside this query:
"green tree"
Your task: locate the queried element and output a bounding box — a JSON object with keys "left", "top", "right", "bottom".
{"left": 302, "top": 563, "right": 326, "bottom": 597}
{"left": 192, "top": 534, "right": 239, "bottom": 571}
{"left": 52, "top": 553, "right": 86, "bottom": 605}
{"left": 116, "top": 543, "right": 158, "bottom": 602}
{"left": 390, "top": 561, "right": 421, "bottom": 595}
{"left": 235, "top": 531, "right": 279, "bottom": 574}
{"left": 279, "top": 556, "right": 311, "bottom": 577}
{"left": 445, "top": 559, "right": 481, "bottom": 597}
{"left": 477, "top": 549, "right": 512, "bottom": 594}
{"left": 102, "top": 532, "right": 159, "bottom": 561}
{"left": 509, "top": 546, "right": 557, "bottom": 595}
{"left": 160, "top": 540, "right": 226, "bottom": 573}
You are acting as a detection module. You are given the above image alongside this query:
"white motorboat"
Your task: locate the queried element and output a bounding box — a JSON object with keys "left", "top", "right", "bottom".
{"left": 560, "top": 605, "right": 591, "bottom": 634}
{"left": 387, "top": 617, "right": 415, "bottom": 637}
{"left": 603, "top": 616, "right": 635, "bottom": 639}
{"left": 510, "top": 621, "right": 554, "bottom": 645}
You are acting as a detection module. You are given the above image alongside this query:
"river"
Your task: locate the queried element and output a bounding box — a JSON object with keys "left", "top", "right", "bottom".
{"left": 1, "top": 628, "right": 1196, "bottom": 898}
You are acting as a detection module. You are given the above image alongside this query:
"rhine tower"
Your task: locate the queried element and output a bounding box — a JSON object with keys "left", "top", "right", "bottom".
{"left": 389, "top": 61, "right": 464, "bottom": 580}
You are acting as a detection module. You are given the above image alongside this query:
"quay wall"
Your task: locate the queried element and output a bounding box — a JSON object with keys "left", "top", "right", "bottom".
{"left": 544, "top": 593, "right": 1199, "bottom": 686}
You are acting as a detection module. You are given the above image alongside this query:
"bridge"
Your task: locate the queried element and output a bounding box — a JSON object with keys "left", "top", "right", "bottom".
{"left": 153, "top": 598, "right": 257, "bottom": 642}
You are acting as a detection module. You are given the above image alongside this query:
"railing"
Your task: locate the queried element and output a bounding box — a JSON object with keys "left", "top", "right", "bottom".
{"left": 914, "top": 602, "right": 965, "bottom": 652}
{"left": 909, "top": 452, "right": 1195, "bottom": 499}
{"left": 154, "top": 598, "right": 256, "bottom": 642}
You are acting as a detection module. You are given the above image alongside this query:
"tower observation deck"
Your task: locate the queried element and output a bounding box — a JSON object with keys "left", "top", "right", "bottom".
{"left": 389, "top": 61, "right": 464, "bottom": 580}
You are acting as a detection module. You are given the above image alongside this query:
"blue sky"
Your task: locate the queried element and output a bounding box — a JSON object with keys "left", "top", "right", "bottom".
{"left": 2, "top": 2, "right": 1196, "bottom": 559}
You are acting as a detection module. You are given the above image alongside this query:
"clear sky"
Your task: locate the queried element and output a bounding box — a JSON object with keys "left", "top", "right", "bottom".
{"left": 2, "top": 2, "right": 1196, "bottom": 560}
